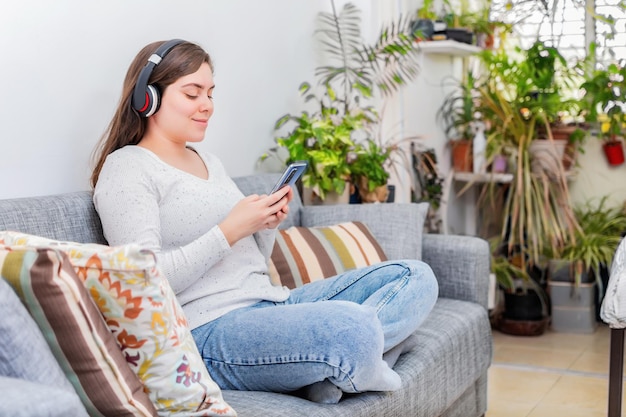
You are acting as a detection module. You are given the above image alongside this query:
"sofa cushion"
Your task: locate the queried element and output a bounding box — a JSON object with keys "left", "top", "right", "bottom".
{"left": 0, "top": 231, "right": 236, "bottom": 417}
{"left": 0, "top": 376, "right": 89, "bottom": 417}
{"left": 270, "top": 221, "right": 387, "bottom": 288}
{"left": 0, "top": 277, "right": 86, "bottom": 412}
{"left": 301, "top": 203, "right": 429, "bottom": 261}
{"left": 0, "top": 246, "right": 157, "bottom": 417}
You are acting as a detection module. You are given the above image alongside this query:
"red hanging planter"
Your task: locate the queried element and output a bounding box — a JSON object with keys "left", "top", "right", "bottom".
{"left": 603, "top": 140, "right": 625, "bottom": 166}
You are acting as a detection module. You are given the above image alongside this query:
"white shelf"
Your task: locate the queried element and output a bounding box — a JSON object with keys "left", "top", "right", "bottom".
{"left": 453, "top": 171, "right": 514, "bottom": 183}
{"left": 417, "top": 40, "right": 482, "bottom": 57}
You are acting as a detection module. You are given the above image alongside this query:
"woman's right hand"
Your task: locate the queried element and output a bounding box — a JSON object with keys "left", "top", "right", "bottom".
{"left": 219, "top": 186, "right": 291, "bottom": 246}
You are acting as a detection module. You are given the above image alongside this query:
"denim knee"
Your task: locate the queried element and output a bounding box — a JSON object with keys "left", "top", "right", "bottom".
{"left": 322, "top": 301, "right": 401, "bottom": 393}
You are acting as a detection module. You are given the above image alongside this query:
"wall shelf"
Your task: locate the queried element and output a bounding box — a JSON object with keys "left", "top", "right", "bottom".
{"left": 417, "top": 40, "right": 482, "bottom": 57}
{"left": 453, "top": 171, "right": 514, "bottom": 184}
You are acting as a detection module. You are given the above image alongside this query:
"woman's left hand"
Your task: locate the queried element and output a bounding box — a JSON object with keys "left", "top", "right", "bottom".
{"left": 264, "top": 187, "right": 293, "bottom": 229}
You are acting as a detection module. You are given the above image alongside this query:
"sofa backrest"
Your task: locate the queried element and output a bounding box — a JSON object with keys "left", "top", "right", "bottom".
{"left": 0, "top": 173, "right": 304, "bottom": 244}
{"left": 0, "top": 191, "right": 107, "bottom": 244}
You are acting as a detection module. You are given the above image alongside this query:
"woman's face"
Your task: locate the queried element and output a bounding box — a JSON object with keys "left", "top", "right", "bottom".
{"left": 149, "top": 62, "right": 214, "bottom": 145}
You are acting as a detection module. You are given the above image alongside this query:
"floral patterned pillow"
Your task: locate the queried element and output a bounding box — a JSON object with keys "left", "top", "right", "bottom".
{"left": 0, "top": 231, "right": 236, "bottom": 417}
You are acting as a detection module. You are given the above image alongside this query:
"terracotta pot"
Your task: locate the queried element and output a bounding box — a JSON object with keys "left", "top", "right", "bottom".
{"left": 562, "top": 141, "right": 577, "bottom": 170}
{"left": 548, "top": 124, "right": 580, "bottom": 141}
{"left": 451, "top": 140, "right": 472, "bottom": 172}
{"left": 357, "top": 176, "right": 389, "bottom": 203}
{"left": 603, "top": 140, "right": 625, "bottom": 166}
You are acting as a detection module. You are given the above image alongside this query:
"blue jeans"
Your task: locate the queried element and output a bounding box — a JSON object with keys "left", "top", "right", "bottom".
{"left": 191, "top": 260, "right": 438, "bottom": 394}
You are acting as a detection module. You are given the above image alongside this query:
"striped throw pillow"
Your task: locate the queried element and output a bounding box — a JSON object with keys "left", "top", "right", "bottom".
{"left": 270, "top": 222, "right": 387, "bottom": 288}
{"left": 0, "top": 231, "right": 236, "bottom": 417}
{"left": 0, "top": 247, "right": 157, "bottom": 417}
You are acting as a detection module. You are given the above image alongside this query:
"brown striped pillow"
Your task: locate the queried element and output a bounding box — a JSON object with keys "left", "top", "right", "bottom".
{"left": 269, "top": 222, "right": 388, "bottom": 288}
{"left": 0, "top": 246, "right": 157, "bottom": 417}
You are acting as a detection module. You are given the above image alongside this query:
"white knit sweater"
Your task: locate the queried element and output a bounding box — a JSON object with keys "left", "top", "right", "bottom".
{"left": 93, "top": 146, "right": 290, "bottom": 329}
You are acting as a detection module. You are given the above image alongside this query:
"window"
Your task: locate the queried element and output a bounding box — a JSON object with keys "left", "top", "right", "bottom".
{"left": 490, "top": 0, "right": 625, "bottom": 66}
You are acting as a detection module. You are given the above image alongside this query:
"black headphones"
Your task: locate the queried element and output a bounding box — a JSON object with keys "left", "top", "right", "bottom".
{"left": 132, "top": 39, "right": 185, "bottom": 117}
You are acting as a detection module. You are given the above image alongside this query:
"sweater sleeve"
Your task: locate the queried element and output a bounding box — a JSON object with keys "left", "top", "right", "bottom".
{"left": 254, "top": 228, "right": 277, "bottom": 262}
{"left": 93, "top": 150, "right": 232, "bottom": 294}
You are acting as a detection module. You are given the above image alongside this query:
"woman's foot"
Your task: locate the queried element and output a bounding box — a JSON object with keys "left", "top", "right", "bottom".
{"left": 383, "top": 334, "right": 419, "bottom": 368}
{"left": 301, "top": 379, "right": 343, "bottom": 404}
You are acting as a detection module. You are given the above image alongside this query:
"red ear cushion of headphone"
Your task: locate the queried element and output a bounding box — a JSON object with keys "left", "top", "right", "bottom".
{"left": 143, "top": 85, "right": 160, "bottom": 117}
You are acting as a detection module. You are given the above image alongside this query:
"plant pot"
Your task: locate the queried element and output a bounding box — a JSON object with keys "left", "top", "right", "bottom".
{"left": 498, "top": 289, "right": 549, "bottom": 336}
{"left": 503, "top": 290, "right": 545, "bottom": 321}
{"left": 475, "top": 32, "right": 495, "bottom": 50}
{"left": 410, "top": 18, "right": 435, "bottom": 41}
{"left": 444, "top": 28, "right": 474, "bottom": 44}
{"left": 302, "top": 185, "right": 350, "bottom": 206}
{"left": 603, "top": 140, "right": 625, "bottom": 166}
{"left": 549, "top": 281, "right": 597, "bottom": 333}
{"left": 547, "top": 259, "right": 593, "bottom": 284}
{"left": 451, "top": 140, "right": 472, "bottom": 172}
{"left": 547, "top": 124, "right": 580, "bottom": 141}
{"left": 562, "top": 141, "right": 577, "bottom": 170}
{"left": 491, "top": 155, "right": 508, "bottom": 173}
{"left": 357, "top": 176, "right": 389, "bottom": 203}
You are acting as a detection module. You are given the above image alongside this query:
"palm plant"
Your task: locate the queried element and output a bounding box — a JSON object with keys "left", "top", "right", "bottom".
{"left": 552, "top": 197, "right": 626, "bottom": 287}
{"left": 476, "top": 78, "right": 579, "bottom": 268}
{"left": 315, "top": 1, "right": 422, "bottom": 107}
{"left": 267, "top": 0, "right": 424, "bottom": 201}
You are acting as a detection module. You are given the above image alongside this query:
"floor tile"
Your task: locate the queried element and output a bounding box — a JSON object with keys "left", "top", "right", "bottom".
{"left": 493, "top": 344, "right": 581, "bottom": 370}
{"left": 526, "top": 404, "right": 607, "bottom": 417}
{"left": 487, "top": 322, "right": 625, "bottom": 417}
{"left": 540, "top": 374, "right": 608, "bottom": 410}
{"left": 569, "top": 350, "right": 611, "bottom": 374}
{"left": 487, "top": 366, "right": 560, "bottom": 405}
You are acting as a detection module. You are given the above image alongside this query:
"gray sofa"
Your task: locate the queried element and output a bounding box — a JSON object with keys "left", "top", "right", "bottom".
{"left": 0, "top": 173, "right": 492, "bottom": 417}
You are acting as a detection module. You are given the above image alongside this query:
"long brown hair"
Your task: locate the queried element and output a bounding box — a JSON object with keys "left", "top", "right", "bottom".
{"left": 90, "top": 40, "right": 213, "bottom": 188}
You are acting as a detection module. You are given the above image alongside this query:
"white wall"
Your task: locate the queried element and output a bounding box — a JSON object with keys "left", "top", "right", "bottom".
{"left": 2, "top": 0, "right": 623, "bottom": 220}
{"left": 0, "top": 0, "right": 332, "bottom": 198}
{"left": 570, "top": 138, "right": 626, "bottom": 209}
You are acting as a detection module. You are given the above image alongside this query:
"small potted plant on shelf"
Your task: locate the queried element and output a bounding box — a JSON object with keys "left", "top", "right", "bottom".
{"left": 437, "top": 72, "right": 479, "bottom": 172}
{"left": 580, "top": 61, "right": 626, "bottom": 166}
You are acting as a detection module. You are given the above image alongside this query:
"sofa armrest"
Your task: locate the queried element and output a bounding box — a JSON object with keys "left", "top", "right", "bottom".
{"left": 422, "top": 234, "right": 490, "bottom": 309}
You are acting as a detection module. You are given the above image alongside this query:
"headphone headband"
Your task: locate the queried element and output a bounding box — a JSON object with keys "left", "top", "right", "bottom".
{"left": 132, "top": 39, "right": 185, "bottom": 117}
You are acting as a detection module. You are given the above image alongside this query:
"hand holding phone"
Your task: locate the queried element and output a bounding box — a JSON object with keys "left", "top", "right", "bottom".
{"left": 270, "top": 161, "right": 308, "bottom": 194}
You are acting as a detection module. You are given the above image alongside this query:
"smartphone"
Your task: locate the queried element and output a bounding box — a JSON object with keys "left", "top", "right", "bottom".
{"left": 270, "top": 161, "right": 308, "bottom": 194}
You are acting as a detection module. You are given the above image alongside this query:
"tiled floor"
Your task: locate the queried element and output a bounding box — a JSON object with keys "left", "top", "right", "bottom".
{"left": 487, "top": 323, "right": 624, "bottom": 417}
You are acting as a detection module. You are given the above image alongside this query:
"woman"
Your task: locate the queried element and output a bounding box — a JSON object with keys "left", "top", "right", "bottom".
{"left": 91, "top": 39, "right": 439, "bottom": 404}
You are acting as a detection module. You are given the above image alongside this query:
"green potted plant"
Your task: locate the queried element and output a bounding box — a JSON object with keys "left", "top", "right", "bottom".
{"left": 476, "top": 43, "right": 587, "bottom": 174}
{"left": 474, "top": 67, "right": 579, "bottom": 274}
{"left": 546, "top": 197, "right": 626, "bottom": 332}
{"left": 264, "top": 0, "right": 424, "bottom": 204}
{"left": 490, "top": 237, "right": 550, "bottom": 336}
{"left": 271, "top": 82, "right": 375, "bottom": 204}
{"left": 580, "top": 61, "right": 626, "bottom": 166}
{"left": 437, "top": 71, "right": 479, "bottom": 172}
{"left": 350, "top": 139, "right": 392, "bottom": 203}
{"left": 548, "top": 197, "right": 626, "bottom": 285}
